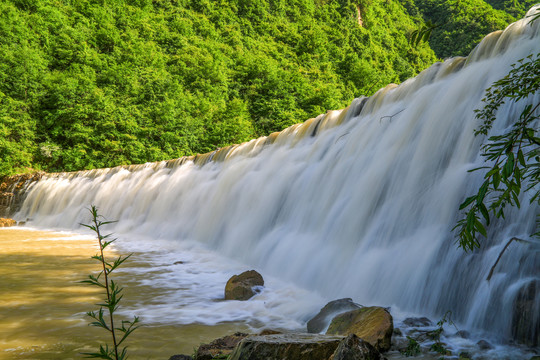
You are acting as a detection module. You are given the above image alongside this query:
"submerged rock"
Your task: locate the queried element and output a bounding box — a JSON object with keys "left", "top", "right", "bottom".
{"left": 326, "top": 307, "right": 393, "bottom": 352}
{"left": 454, "top": 330, "right": 471, "bottom": 339}
{"left": 224, "top": 270, "right": 264, "bottom": 301}
{"left": 402, "top": 317, "right": 433, "bottom": 327}
{"left": 229, "top": 333, "right": 344, "bottom": 360}
{"left": 476, "top": 339, "right": 493, "bottom": 350}
{"left": 0, "top": 218, "right": 16, "bottom": 227}
{"left": 307, "top": 298, "right": 362, "bottom": 333}
{"left": 332, "top": 334, "right": 385, "bottom": 360}
{"left": 196, "top": 332, "right": 249, "bottom": 360}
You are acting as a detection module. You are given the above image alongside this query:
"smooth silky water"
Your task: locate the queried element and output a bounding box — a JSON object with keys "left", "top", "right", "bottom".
{"left": 5, "top": 7, "right": 540, "bottom": 360}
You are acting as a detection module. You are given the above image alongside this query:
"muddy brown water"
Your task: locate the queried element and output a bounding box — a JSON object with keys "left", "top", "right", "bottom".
{"left": 0, "top": 228, "right": 247, "bottom": 360}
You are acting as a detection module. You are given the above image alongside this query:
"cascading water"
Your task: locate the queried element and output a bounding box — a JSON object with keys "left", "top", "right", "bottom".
{"left": 15, "top": 6, "right": 540, "bottom": 354}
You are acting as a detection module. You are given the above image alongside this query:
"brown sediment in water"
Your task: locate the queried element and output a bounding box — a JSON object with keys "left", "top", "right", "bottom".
{"left": 0, "top": 228, "right": 248, "bottom": 360}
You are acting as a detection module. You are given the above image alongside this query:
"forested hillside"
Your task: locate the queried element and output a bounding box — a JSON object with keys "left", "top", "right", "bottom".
{"left": 0, "top": 0, "right": 529, "bottom": 176}
{"left": 398, "top": 0, "right": 516, "bottom": 58}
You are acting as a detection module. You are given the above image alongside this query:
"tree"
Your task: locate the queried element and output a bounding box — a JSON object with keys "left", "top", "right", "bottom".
{"left": 454, "top": 51, "right": 540, "bottom": 251}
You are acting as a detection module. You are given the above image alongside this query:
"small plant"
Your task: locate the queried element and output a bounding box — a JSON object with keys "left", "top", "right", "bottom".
{"left": 81, "top": 205, "right": 140, "bottom": 360}
{"left": 427, "top": 311, "right": 456, "bottom": 358}
{"left": 401, "top": 336, "right": 421, "bottom": 357}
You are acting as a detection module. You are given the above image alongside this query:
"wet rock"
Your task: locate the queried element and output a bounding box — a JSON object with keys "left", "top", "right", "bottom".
{"left": 332, "top": 334, "right": 385, "bottom": 360}
{"left": 476, "top": 339, "right": 493, "bottom": 350}
{"left": 229, "top": 333, "right": 344, "bottom": 360}
{"left": 258, "top": 329, "right": 282, "bottom": 335}
{"left": 402, "top": 317, "right": 433, "bottom": 327}
{"left": 169, "top": 355, "right": 193, "bottom": 360}
{"left": 390, "top": 336, "right": 408, "bottom": 352}
{"left": 512, "top": 280, "right": 539, "bottom": 347}
{"left": 459, "top": 351, "right": 472, "bottom": 359}
{"left": 224, "top": 270, "right": 264, "bottom": 301}
{"left": 454, "top": 330, "right": 470, "bottom": 339}
{"left": 0, "top": 172, "right": 43, "bottom": 217}
{"left": 307, "top": 298, "right": 362, "bottom": 333}
{"left": 0, "top": 218, "right": 16, "bottom": 227}
{"left": 196, "top": 332, "right": 248, "bottom": 360}
{"left": 326, "top": 307, "right": 393, "bottom": 352}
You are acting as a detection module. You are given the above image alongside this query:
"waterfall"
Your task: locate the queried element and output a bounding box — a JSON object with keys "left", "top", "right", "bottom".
{"left": 16, "top": 7, "right": 540, "bottom": 346}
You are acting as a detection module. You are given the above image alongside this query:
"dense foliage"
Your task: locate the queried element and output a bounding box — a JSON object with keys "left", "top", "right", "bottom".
{"left": 455, "top": 53, "right": 540, "bottom": 250}
{"left": 398, "top": 0, "right": 516, "bottom": 58}
{"left": 0, "top": 0, "right": 437, "bottom": 176}
{"left": 483, "top": 0, "right": 538, "bottom": 17}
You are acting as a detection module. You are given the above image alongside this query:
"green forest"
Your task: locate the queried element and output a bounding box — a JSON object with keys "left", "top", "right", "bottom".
{"left": 0, "top": 0, "right": 532, "bottom": 176}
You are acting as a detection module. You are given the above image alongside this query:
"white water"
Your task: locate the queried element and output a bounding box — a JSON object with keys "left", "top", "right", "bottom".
{"left": 15, "top": 7, "right": 540, "bottom": 357}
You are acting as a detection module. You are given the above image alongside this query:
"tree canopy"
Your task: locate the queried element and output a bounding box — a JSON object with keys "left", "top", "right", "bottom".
{"left": 0, "top": 0, "right": 438, "bottom": 176}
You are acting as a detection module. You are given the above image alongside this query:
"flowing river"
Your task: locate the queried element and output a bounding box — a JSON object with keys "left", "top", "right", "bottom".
{"left": 2, "top": 6, "right": 540, "bottom": 360}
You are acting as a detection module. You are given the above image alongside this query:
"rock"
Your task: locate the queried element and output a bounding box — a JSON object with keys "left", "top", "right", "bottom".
{"left": 169, "top": 355, "right": 193, "bottom": 360}
{"left": 331, "top": 334, "right": 385, "bottom": 360}
{"left": 224, "top": 270, "right": 264, "bottom": 301}
{"left": 393, "top": 328, "right": 402, "bottom": 336}
{"left": 229, "top": 333, "right": 344, "bottom": 360}
{"left": 476, "top": 339, "right": 493, "bottom": 350}
{"left": 402, "top": 317, "right": 433, "bottom": 327}
{"left": 0, "top": 218, "right": 16, "bottom": 227}
{"left": 258, "top": 329, "right": 282, "bottom": 335}
{"left": 196, "top": 332, "right": 248, "bottom": 360}
{"left": 529, "top": 356, "right": 540, "bottom": 360}
{"left": 390, "top": 336, "right": 409, "bottom": 352}
{"left": 512, "top": 280, "right": 539, "bottom": 347}
{"left": 307, "top": 298, "right": 362, "bottom": 333}
{"left": 454, "top": 330, "right": 470, "bottom": 339}
{"left": 326, "top": 307, "right": 393, "bottom": 352}
{"left": 459, "top": 351, "right": 472, "bottom": 359}
{"left": 0, "top": 172, "right": 43, "bottom": 217}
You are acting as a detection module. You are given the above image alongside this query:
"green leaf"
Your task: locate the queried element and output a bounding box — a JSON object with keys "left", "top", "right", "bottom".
{"left": 459, "top": 195, "right": 476, "bottom": 210}
{"left": 493, "top": 171, "right": 501, "bottom": 190}
{"left": 518, "top": 149, "right": 526, "bottom": 166}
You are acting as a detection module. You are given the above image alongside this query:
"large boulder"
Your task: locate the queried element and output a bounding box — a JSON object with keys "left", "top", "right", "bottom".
{"left": 195, "top": 332, "right": 248, "bottom": 360}
{"left": 331, "top": 334, "right": 385, "bottom": 360}
{"left": 224, "top": 270, "right": 264, "bottom": 301}
{"left": 0, "top": 218, "right": 16, "bottom": 227}
{"left": 307, "top": 298, "right": 362, "bottom": 333}
{"left": 326, "top": 307, "right": 393, "bottom": 352}
{"left": 228, "top": 333, "right": 344, "bottom": 360}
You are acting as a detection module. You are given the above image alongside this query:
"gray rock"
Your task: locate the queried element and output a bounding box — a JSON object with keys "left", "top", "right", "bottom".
{"left": 307, "top": 298, "right": 362, "bottom": 333}
{"left": 229, "top": 333, "right": 344, "bottom": 360}
{"left": 476, "top": 339, "right": 493, "bottom": 350}
{"left": 402, "top": 317, "right": 433, "bottom": 327}
{"left": 454, "top": 330, "right": 470, "bottom": 339}
{"left": 332, "top": 334, "right": 385, "bottom": 360}
{"left": 224, "top": 270, "right": 264, "bottom": 301}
